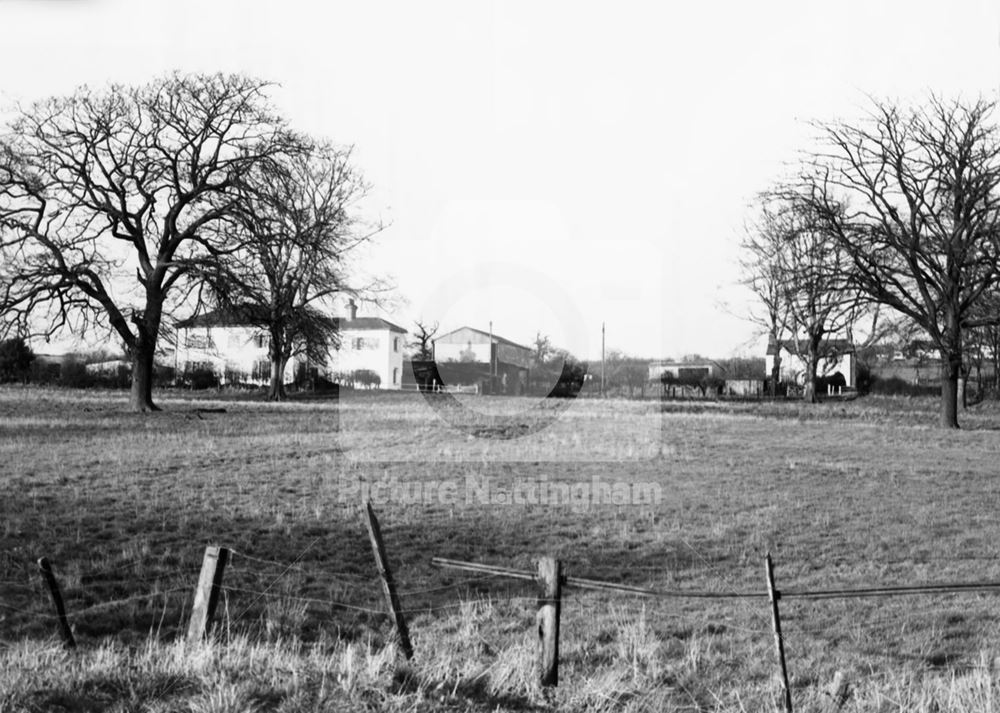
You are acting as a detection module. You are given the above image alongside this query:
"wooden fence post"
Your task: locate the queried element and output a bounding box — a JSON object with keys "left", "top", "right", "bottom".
{"left": 825, "top": 670, "right": 850, "bottom": 712}
{"left": 186, "top": 545, "right": 230, "bottom": 646}
{"left": 536, "top": 556, "right": 562, "bottom": 687}
{"left": 37, "top": 557, "right": 75, "bottom": 649}
{"left": 364, "top": 501, "right": 414, "bottom": 659}
{"left": 765, "top": 553, "right": 792, "bottom": 713}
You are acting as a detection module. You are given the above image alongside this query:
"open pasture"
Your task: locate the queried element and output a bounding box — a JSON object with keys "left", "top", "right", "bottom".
{"left": 4, "top": 387, "right": 1000, "bottom": 711}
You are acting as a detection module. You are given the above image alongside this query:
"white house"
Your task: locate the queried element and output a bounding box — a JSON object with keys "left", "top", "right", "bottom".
{"left": 174, "top": 300, "right": 408, "bottom": 389}
{"left": 175, "top": 310, "right": 285, "bottom": 384}
{"left": 328, "top": 301, "right": 407, "bottom": 389}
{"left": 765, "top": 338, "right": 856, "bottom": 388}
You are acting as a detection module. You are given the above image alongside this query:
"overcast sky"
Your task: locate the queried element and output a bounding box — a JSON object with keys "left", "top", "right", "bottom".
{"left": 3, "top": 0, "right": 1000, "bottom": 359}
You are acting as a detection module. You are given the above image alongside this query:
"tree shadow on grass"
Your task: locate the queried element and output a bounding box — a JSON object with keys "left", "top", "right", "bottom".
{"left": 391, "top": 669, "right": 544, "bottom": 712}
{"left": 23, "top": 672, "right": 197, "bottom": 713}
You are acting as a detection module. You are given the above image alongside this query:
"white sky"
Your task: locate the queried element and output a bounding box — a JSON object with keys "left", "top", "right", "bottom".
{"left": 2, "top": 0, "right": 1000, "bottom": 359}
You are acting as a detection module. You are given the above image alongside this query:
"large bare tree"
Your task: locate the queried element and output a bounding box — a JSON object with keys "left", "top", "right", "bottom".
{"left": 204, "top": 139, "right": 379, "bottom": 400}
{"left": 0, "top": 73, "right": 289, "bottom": 411}
{"left": 795, "top": 96, "right": 1000, "bottom": 427}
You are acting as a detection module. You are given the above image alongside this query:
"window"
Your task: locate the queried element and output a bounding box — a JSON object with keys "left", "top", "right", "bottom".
{"left": 252, "top": 359, "right": 270, "bottom": 381}
{"left": 254, "top": 334, "right": 268, "bottom": 349}
{"left": 393, "top": 367, "right": 398, "bottom": 385}
{"left": 393, "top": 337, "right": 400, "bottom": 352}
{"left": 351, "top": 337, "right": 380, "bottom": 350}
{"left": 185, "top": 334, "right": 212, "bottom": 350}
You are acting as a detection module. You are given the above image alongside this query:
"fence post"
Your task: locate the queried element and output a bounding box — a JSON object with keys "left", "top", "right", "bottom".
{"left": 536, "top": 556, "right": 562, "bottom": 687}
{"left": 364, "top": 501, "right": 414, "bottom": 659}
{"left": 186, "top": 545, "right": 229, "bottom": 646}
{"left": 37, "top": 558, "right": 75, "bottom": 649}
{"left": 825, "top": 670, "right": 850, "bottom": 712}
{"left": 765, "top": 553, "right": 792, "bottom": 713}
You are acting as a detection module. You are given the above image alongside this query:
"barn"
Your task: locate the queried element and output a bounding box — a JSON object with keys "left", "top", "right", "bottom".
{"left": 431, "top": 326, "right": 533, "bottom": 395}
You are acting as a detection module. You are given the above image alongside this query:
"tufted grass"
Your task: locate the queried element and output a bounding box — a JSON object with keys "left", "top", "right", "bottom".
{"left": 4, "top": 385, "right": 1000, "bottom": 710}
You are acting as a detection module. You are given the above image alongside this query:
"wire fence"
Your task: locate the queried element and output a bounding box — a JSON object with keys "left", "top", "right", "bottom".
{"left": 5, "top": 503, "right": 1000, "bottom": 711}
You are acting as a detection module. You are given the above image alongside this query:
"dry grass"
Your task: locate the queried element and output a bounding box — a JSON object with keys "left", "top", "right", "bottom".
{"left": 4, "top": 385, "right": 1000, "bottom": 710}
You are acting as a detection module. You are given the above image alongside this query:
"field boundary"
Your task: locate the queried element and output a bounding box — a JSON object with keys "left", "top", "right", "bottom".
{"left": 7, "top": 501, "right": 1000, "bottom": 713}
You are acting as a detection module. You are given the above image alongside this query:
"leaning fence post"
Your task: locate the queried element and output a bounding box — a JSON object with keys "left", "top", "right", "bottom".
{"left": 364, "top": 501, "right": 414, "bottom": 659}
{"left": 765, "top": 553, "right": 792, "bottom": 713}
{"left": 536, "top": 556, "right": 562, "bottom": 687}
{"left": 186, "top": 545, "right": 230, "bottom": 646}
{"left": 37, "top": 558, "right": 75, "bottom": 649}
{"left": 825, "top": 670, "right": 850, "bottom": 712}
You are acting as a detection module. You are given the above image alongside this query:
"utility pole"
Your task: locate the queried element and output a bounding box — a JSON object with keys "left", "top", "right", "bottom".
{"left": 601, "top": 321, "right": 605, "bottom": 398}
{"left": 489, "top": 320, "right": 495, "bottom": 377}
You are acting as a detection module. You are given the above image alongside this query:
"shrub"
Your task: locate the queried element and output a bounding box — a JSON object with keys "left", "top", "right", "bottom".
{"left": 0, "top": 338, "right": 35, "bottom": 383}
{"left": 154, "top": 364, "right": 175, "bottom": 386}
{"left": 29, "top": 361, "right": 61, "bottom": 385}
{"left": 868, "top": 375, "right": 939, "bottom": 397}
{"left": 59, "top": 358, "right": 92, "bottom": 388}
{"left": 856, "top": 362, "right": 873, "bottom": 395}
{"left": 185, "top": 367, "right": 219, "bottom": 390}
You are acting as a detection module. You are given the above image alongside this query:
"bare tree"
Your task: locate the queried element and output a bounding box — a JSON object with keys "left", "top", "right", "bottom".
{"left": 771, "top": 196, "right": 872, "bottom": 402}
{"left": 740, "top": 203, "right": 793, "bottom": 396}
{"left": 0, "top": 73, "right": 289, "bottom": 411}
{"left": 409, "top": 319, "right": 439, "bottom": 361}
{"left": 965, "top": 288, "right": 1000, "bottom": 396}
{"left": 795, "top": 96, "right": 1000, "bottom": 427}
{"left": 204, "top": 139, "right": 379, "bottom": 401}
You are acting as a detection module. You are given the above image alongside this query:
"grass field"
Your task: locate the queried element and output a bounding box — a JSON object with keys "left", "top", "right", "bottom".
{"left": 4, "top": 386, "right": 1000, "bottom": 711}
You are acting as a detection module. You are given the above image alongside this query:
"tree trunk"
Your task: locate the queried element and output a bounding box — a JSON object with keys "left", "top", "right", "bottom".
{"left": 129, "top": 336, "right": 159, "bottom": 412}
{"left": 993, "top": 341, "right": 1000, "bottom": 392}
{"left": 940, "top": 352, "right": 961, "bottom": 429}
{"left": 770, "top": 355, "right": 781, "bottom": 398}
{"left": 803, "top": 341, "right": 820, "bottom": 404}
{"left": 268, "top": 356, "right": 288, "bottom": 401}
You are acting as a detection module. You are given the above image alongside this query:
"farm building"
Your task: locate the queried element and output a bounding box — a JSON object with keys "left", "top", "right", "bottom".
{"left": 648, "top": 360, "right": 725, "bottom": 384}
{"left": 648, "top": 360, "right": 726, "bottom": 397}
{"left": 432, "top": 326, "right": 532, "bottom": 395}
{"left": 174, "top": 300, "right": 407, "bottom": 389}
{"left": 765, "top": 338, "right": 856, "bottom": 389}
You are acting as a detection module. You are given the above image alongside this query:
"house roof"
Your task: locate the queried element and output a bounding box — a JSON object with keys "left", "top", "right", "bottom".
{"left": 435, "top": 326, "right": 531, "bottom": 352}
{"left": 175, "top": 306, "right": 269, "bottom": 329}
{"left": 176, "top": 309, "right": 407, "bottom": 334}
{"left": 336, "top": 317, "right": 407, "bottom": 334}
{"left": 766, "top": 338, "right": 855, "bottom": 356}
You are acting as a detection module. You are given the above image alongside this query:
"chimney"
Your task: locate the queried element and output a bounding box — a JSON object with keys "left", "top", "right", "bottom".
{"left": 347, "top": 299, "right": 357, "bottom": 321}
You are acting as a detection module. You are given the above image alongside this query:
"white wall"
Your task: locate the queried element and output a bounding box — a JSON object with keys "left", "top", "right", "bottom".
{"left": 765, "top": 348, "right": 855, "bottom": 387}
{"left": 327, "top": 327, "right": 405, "bottom": 389}
{"left": 177, "top": 326, "right": 293, "bottom": 384}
